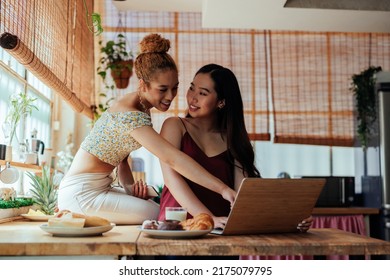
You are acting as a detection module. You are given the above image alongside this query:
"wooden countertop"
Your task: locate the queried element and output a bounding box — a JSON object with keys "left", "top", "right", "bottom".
{"left": 0, "top": 221, "right": 138, "bottom": 256}
{"left": 1, "top": 220, "right": 390, "bottom": 257}
{"left": 137, "top": 228, "right": 390, "bottom": 256}
{"left": 312, "top": 207, "right": 379, "bottom": 215}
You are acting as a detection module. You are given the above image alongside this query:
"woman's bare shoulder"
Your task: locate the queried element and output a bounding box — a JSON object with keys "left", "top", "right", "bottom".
{"left": 109, "top": 92, "right": 138, "bottom": 112}
{"left": 162, "top": 116, "right": 183, "bottom": 127}
{"left": 161, "top": 116, "right": 187, "bottom": 134}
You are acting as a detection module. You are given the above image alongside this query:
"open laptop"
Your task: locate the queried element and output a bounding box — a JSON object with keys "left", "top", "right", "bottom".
{"left": 211, "top": 178, "right": 325, "bottom": 235}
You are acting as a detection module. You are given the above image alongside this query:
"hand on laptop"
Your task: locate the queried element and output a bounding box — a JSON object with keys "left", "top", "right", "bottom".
{"left": 297, "top": 216, "right": 313, "bottom": 232}
{"left": 213, "top": 216, "right": 228, "bottom": 229}
{"left": 221, "top": 187, "right": 236, "bottom": 206}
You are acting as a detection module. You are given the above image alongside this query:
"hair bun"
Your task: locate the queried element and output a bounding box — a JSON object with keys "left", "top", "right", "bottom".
{"left": 139, "top": 33, "right": 171, "bottom": 54}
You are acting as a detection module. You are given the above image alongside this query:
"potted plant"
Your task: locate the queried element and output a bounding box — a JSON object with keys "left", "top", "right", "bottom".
{"left": 350, "top": 66, "right": 383, "bottom": 208}
{"left": 2, "top": 92, "right": 38, "bottom": 161}
{"left": 350, "top": 66, "right": 382, "bottom": 150}
{"left": 350, "top": 66, "right": 382, "bottom": 185}
{"left": 0, "top": 197, "right": 34, "bottom": 220}
{"left": 27, "top": 165, "right": 58, "bottom": 215}
{"left": 97, "top": 33, "right": 134, "bottom": 89}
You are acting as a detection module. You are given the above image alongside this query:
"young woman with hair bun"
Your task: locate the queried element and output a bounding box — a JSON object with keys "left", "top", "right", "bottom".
{"left": 58, "top": 34, "right": 236, "bottom": 225}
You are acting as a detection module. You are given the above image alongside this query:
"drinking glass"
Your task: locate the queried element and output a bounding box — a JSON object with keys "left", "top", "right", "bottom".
{"left": 165, "top": 207, "right": 187, "bottom": 221}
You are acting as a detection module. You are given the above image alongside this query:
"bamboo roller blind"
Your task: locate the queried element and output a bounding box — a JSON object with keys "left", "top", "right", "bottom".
{"left": 2, "top": 0, "right": 389, "bottom": 146}
{"left": 98, "top": 3, "right": 390, "bottom": 146}
{"left": 270, "top": 31, "right": 390, "bottom": 146}
{"left": 0, "top": 0, "right": 95, "bottom": 118}
{"left": 98, "top": 2, "right": 270, "bottom": 140}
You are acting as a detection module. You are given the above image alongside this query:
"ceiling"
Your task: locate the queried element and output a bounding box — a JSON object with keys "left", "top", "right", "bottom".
{"left": 112, "top": 0, "right": 390, "bottom": 33}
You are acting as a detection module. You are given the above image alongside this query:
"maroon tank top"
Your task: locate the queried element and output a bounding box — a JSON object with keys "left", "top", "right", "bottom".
{"left": 158, "top": 120, "right": 234, "bottom": 220}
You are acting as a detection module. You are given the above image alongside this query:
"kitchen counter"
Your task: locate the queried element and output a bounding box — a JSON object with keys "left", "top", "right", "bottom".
{"left": 312, "top": 207, "right": 379, "bottom": 215}
{"left": 311, "top": 207, "right": 379, "bottom": 259}
{"left": 1, "top": 220, "right": 390, "bottom": 258}
{"left": 137, "top": 228, "right": 390, "bottom": 256}
{"left": 0, "top": 221, "right": 137, "bottom": 257}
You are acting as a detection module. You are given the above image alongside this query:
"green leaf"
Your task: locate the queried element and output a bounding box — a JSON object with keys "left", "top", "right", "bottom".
{"left": 91, "top": 13, "right": 103, "bottom": 36}
{"left": 82, "top": 0, "right": 103, "bottom": 36}
{"left": 350, "top": 66, "right": 382, "bottom": 148}
{"left": 26, "top": 166, "right": 58, "bottom": 215}
{"left": 0, "top": 198, "right": 34, "bottom": 209}
{"left": 5, "top": 92, "right": 38, "bottom": 145}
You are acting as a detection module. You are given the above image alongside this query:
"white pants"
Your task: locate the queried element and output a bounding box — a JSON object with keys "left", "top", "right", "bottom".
{"left": 58, "top": 172, "right": 159, "bottom": 225}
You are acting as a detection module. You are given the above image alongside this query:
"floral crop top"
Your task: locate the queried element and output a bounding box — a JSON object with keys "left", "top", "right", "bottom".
{"left": 81, "top": 111, "right": 152, "bottom": 166}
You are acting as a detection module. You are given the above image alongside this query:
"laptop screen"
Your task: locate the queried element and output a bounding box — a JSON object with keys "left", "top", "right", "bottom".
{"left": 212, "top": 178, "right": 325, "bottom": 235}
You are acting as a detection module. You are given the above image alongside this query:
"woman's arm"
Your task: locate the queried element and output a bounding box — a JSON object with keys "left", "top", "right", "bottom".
{"left": 162, "top": 160, "right": 235, "bottom": 228}
{"left": 130, "top": 119, "right": 236, "bottom": 204}
{"left": 159, "top": 117, "right": 213, "bottom": 215}
{"left": 117, "top": 156, "right": 134, "bottom": 195}
{"left": 233, "top": 160, "right": 246, "bottom": 192}
{"left": 161, "top": 161, "right": 213, "bottom": 216}
{"left": 158, "top": 118, "right": 229, "bottom": 228}
{"left": 117, "top": 156, "right": 149, "bottom": 199}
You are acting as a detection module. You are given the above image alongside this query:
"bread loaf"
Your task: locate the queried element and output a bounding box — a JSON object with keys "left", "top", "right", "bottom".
{"left": 180, "top": 213, "right": 214, "bottom": 231}
{"left": 85, "top": 216, "right": 111, "bottom": 227}
{"left": 48, "top": 212, "right": 85, "bottom": 228}
{"left": 51, "top": 210, "right": 111, "bottom": 228}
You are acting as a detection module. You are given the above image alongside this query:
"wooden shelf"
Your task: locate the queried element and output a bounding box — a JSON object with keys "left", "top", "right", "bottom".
{"left": 0, "top": 160, "right": 42, "bottom": 173}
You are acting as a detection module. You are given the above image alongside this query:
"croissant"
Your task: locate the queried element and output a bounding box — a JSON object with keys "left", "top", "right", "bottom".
{"left": 180, "top": 213, "right": 214, "bottom": 231}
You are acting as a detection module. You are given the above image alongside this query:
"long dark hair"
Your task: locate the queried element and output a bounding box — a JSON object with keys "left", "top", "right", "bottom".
{"left": 193, "top": 64, "right": 261, "bottom": 177}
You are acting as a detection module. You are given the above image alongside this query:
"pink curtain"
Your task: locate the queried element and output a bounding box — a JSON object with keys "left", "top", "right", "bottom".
{"left": 310, "top": 215, "right": 367, "bottom": 260}
{"left": 240, "top": 215, "right": 366, "bottom": 260}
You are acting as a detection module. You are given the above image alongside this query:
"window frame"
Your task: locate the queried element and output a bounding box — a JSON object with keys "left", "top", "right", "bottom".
{"left": 0, "top": 48, "right": 53, "bottom": 195}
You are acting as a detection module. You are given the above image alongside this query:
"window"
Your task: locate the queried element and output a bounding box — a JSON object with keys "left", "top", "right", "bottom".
{"left": 96, "top": 8, "right": 386, "bottom": 185}
{"left": 0, "top": 48, "right": 52, "bottom": 195}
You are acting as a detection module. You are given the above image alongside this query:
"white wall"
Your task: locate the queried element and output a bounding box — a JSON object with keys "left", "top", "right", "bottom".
{"left": 129, "top": 140, "right": 360, "bottom": 190}
{"left": 254, "top": 142, "right": 355, "bottom": 179}
{"left": 52, "top": 98, "right": 90, "bottom": 167}
{"left": 60, "top": 104, "right": 382, "bottom": 194}
{"left": 131, "top": 147, "right": 164, "bottom": 187}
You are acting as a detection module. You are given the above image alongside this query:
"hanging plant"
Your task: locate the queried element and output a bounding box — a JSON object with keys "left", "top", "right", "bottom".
{"left": 350, "top": 66, "right": 382, "bottom": 149}
{"left": 97, "top": 33, "right": 134, "bottom": 89}
{"left": 82, "top": 0, "right": 103, "bottom": 36}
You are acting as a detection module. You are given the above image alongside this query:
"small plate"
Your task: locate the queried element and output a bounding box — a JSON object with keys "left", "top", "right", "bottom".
{"left": 21, "top": 214, "right": 54, "bottom": 221}
{"left": 40, "top": 223, "right": 115, "bottom": 237}
{"left": 140, "top": 228, "right": 211, "bottom": 239}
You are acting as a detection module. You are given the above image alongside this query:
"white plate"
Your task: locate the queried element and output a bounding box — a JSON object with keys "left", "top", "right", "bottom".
{"left": 21, "top": 214, "right": 54, "bottom": 221}
{"left": 140, "top": 228, "right": 211, "bottom": 239}
{"left": 40, "top": 223, "right": 116, "bottom": 237}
